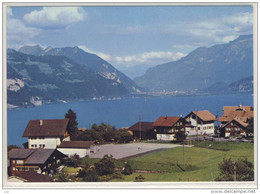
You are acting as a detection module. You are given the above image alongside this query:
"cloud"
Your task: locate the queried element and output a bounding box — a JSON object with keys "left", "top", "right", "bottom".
{"left": 7, "top": 11, "right": 41, "bottom": 49}
{"left": 78, "top": 46, "right": 186, "bottom": 67}
{"left": 114, "top": 51, "right": 186, "bottom": 67}
{"left": 24, "top": 7, "right": 86, "bottom": 28}
{"left": 78, "top": 46, "right": 112, "bottom": 61}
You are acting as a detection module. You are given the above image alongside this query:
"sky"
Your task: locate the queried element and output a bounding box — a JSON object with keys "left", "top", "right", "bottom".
{"left": 6, "top": 5, "right": 254, "bottom": 69}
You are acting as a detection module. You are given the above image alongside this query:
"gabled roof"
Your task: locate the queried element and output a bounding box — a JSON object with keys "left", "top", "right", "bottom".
{"left": 222, "top": 117, "right": 248, "bottom": 129}
{"left": 23, "top": 119, "right": 69, "bottom": 137}
{"left": 9, "top": 148, "right": 66, "bottom": 165}
{"left": 24, "top": 149, "right": 56, "bottom": 165}
{"left": 128, "top": 122, "right": 154, "bottom": 132}
{"left": 218, "top": 105, "right": 254, "bottom": 122}
{"left": 153, "top": 116, "right": 181, "bottom": 127}
{"left": 8, "top": 149, "right": 36, "bottom": 159}
{"left": 11, "top": 171, "right": 53, "bottom": 182}
{"left": 189, "top": 110, "right": 216, "bottom": 121}
{"left": 57, "top": 141, "right": 95, "bottom": 149}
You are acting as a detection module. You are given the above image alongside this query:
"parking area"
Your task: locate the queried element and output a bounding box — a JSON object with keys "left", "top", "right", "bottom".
{"left": 89, "top": 143, "right": 190, "bottom": 160}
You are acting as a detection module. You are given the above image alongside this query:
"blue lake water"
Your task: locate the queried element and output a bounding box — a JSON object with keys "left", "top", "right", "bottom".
{"left": 7, "top": 94, "right": 253, "bottom": 146}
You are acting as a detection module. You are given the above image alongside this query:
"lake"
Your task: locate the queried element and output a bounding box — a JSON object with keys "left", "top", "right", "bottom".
{"left": 7, "top": 94, "right": 253, "bottom": 146}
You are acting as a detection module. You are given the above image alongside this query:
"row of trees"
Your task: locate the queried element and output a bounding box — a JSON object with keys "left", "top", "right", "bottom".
{"left": 65, "top": 109, "right": 133, "bottom": 143}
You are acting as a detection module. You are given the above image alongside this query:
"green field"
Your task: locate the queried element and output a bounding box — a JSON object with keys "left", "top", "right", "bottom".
{"left": 112, "top": 141, "right": 254, "bottom": 182}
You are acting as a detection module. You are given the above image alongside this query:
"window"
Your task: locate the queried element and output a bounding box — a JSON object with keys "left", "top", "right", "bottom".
{"left": 31, "top": 144, "right": 34, "bottom": 148}
{"left": 43, "top": 144, "right": 45, "bottom": 148}
{"left": 17, "top": 160, "right": 23, "bottom": 164}
{"left": 12, "top": 160, "right": 15, "bottom": 164}
{"left": 13, "top": 167, "right": 16, "bottom": 171}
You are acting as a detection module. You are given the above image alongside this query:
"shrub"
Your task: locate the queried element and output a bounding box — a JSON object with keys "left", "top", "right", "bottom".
{"left": 94, "top": 155, "right": 116, "bottom": 176}
{"left": 122, "top": 163, "right": 133, "bottom": 175}
{"left": 215, "top": 157, "right": 254, "bottom": 181}
{"left": 134, "top": 175, "right": 145, "bottom": 182}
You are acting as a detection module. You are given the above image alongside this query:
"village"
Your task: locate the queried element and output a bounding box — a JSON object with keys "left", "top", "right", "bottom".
{"left": 7, "top": 104, "right": 254, "bottom": 182}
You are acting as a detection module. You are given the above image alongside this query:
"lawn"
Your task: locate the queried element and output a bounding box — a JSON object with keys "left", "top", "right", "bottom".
{"left": 112, "top": 141, "right": 254, "bottom": 182}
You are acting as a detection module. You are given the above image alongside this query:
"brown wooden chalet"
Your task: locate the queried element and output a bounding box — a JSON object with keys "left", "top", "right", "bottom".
{"left": 8, "top": 148, "right": 66, "bottom": 175}
{"left": 128, "top": 122, "right": 155, "bottom": 140}
{"left": 153, "top": 116, "right": 187, "bottom": 141}
{"left": 218, "top": 104, "right": 254, "bottom": 137}
{"left": 220, "top": 118, "right": 249, "bottom": 138}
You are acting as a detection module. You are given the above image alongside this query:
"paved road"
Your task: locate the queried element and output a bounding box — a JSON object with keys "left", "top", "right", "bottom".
{"left": 89, "top": 143, "right": 191, "bottom": 160}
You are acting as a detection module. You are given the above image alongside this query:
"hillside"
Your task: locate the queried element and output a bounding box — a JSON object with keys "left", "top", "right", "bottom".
{"left": 134, "top": 35, "right": 253, "bottom": 92}
{"left": 19, "top": 45, "right": 141, "bottom": 94}
{"left": 7, "top": 49, "right": 133, "bottom": 107}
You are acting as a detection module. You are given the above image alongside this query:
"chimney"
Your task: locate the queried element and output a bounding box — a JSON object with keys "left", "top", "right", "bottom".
{"left": 40, "top": 119, "right": 43, "bottom": 126}
{"left": 165, "top": 115, "right": 168, "bottom": 120}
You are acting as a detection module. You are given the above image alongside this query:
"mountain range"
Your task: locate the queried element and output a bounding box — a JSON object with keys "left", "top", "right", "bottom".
{"left": 134, "top": 35, "right": 253, "bottom": 92}
{"left": 7, "top": 46, "right": 141, "bottom": 107}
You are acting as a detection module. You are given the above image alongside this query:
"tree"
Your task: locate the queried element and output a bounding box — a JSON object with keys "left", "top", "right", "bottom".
{"left": 115, "top": 129, "right": 133, "bottom": 143}
{"left": 94, "top": 155, "right": 116, "bottom": 176}
{"left": 65, "top": 109, "right": 79, "bottom": 140}
{"left": 8, "top": 145, "right": 20, "bottom": 152}
{"left": 216, "top": 157, "right": 254, "bottom": 181}
{"left": 175, "top": 130, "right": 187, "bottom": 142}
{"left": 83, "top": 169, "right": 99, "bottom": 182}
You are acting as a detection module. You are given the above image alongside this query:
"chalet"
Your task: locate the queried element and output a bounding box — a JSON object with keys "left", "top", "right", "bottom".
{"left": 8, "top": 148, "right": 66, "bottom": 175}
{"left": 8, "top": 171, "right": 53, "bottom": 182}
{"left": 184, "top": 110, "right": 216, "bottom": 135}
{"left": 57, "top": 141, "right": 96, "bottom": 157}
{"left": 220, "top": 118, "right": 248, "bottom": 138}
{"left": 128, "top": 122, "right": 155, "bottom": 140}
{"left": 218, "top": 104, "right": 254, "bottom": 137}
{"left": 22, "top": 119, "right": 70, "bottom": 149}
{"left": 218, "top": 104, "right": 253, "bottom": 124}
{"left": 153, "top": 116, "right": 187, "bottom": 141}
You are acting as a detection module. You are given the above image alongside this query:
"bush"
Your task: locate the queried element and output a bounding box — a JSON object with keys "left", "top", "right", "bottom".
{"left": 83, "top": 169, "right": 99, "bottom": 182}
{"left": 134, "top": 175, "right": 145, "bottom": 182}
{"left": 216, "top": 157, "right": 254, "bottom": 181}
{"left": 122, "top": 163, "right": 133, "bottom": 175}
{"left": 94, "top": 155, "right": 116, "bottom": 176}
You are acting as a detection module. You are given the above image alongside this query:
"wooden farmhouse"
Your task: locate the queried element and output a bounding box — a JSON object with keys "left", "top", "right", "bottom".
{"left": 153, "top": 116, "right": 187, "bottom": 141}
{"left": 184, "top": 110, "right": 216, "bottom": 135}
{"left": 8, "top": 148, "right": 66, "bottom": 175}
{"left": 128, "top": 121, "right": 155, "bottom": 140}
{"left": 218, "top": 105, "right": 254, "bottom": 137}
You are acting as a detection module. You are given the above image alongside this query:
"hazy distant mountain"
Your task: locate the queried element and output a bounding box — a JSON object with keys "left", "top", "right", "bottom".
{"left": 7, "top": 49, "right": 135, "bottom": 107}
{"left": 116, "top": 64, "right": 153, "bottom": 80}
{"left": 134, "top": 35, "right": 253, "bottom": 92}
{"left": 19, "top": 46, "right": 141, "bottom": 94}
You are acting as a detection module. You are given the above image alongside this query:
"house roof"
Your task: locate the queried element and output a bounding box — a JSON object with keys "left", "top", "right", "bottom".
{"left": 24, "top": 149, "right": 56, "bottom": 165}
{"left": 12, "top": 171, "right": 53, "bottom": 182}
{"left": 222, "top": 118, "right": 248, "bottom": 129}
{"left": 8, "top": 149, "right": 36, "bottom": 159}
{"left": 191, "top": 110, "right": 216, "bottom": 121}
{"left": 57, "top": 141, "right": 95, "bottom": 149}
{"left": 23, "top": 119, "right": 69, "bottom": 137}
{"left": 153, "top": 116, "right": 181, "bottom": 127}
{"left": 128, "top": 122, "right": 154, "bottom": 132}
{"left": 218, "top": 105, "right": 254, "bottom": 122}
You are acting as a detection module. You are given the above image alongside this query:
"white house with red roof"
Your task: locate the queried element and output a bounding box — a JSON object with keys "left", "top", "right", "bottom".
{"left": 184, "top": 110, "right": 216, "bottom": 135}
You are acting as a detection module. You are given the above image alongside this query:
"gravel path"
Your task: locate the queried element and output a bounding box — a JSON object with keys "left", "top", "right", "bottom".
{"left": 89, "top": 143, "right": 190, "bottom": 160}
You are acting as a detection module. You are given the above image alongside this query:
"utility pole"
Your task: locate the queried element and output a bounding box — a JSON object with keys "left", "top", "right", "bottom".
{"left": 183, "top": 139, "right": 185, "bottom": 170}
{"left": 195, "top": 109, "right": 199, "bottom": 141}
{"left": 233, "top": 160, "right": 237, "bottom": 181}
{"left": 139, "top": 116, "right": 142, "bottom": 141}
